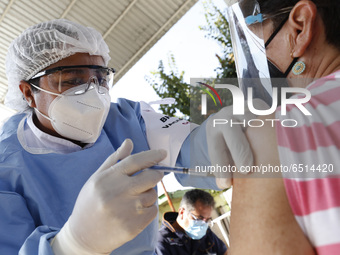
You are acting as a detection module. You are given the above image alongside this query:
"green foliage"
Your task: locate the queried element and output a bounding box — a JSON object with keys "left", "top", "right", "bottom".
{"left": 199, "top": 0, "right": 236, "bottom": 79}
{"left": 146, "top": 1, "right": 237, "bottom": 123}
{"left": 145, "top": 54, "right": 190, "bottom": 120}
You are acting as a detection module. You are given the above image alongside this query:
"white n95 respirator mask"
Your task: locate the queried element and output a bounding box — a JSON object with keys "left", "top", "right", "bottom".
{"left": 32, "top": 84, "right": 111, "bottom": 143}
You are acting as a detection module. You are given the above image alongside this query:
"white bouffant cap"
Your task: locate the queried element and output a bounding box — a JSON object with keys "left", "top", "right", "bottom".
{"left": 5, "top": 19, "right": 111, "bottom": 111}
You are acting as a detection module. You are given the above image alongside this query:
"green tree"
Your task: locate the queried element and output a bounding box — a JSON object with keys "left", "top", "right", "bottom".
{"left": 146, "top": 1, "right": 236, "bottom": 123}
{"left": 199, "top": 1, "right": 236, "bottom": 79}
{"left": 145, "top": 54, "right": 191, "bottom": 119}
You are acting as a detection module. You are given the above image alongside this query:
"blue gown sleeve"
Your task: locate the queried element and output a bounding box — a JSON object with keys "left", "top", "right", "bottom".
{"left": 0, "top": 191, "right": 58, "bottom": 255}
{"left": 175, "top": 120, "right": 221, "bottom": 190}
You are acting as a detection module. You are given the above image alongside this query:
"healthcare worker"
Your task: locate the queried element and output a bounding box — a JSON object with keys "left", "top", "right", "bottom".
{"left": 223, "top": 0, "right": 340, "bottom": 254}
{"left": 0, "top": 19, "right": 252, "bottom": 255}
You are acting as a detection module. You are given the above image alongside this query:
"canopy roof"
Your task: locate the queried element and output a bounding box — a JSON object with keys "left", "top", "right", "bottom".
{"left": 0, "top": 0, "right": 197, "bottom": 105}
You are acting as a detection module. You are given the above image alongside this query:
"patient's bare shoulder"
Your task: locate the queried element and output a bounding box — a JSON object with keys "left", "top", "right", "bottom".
{"left": 228, "top": 114, "right": 315, "bottom": 255}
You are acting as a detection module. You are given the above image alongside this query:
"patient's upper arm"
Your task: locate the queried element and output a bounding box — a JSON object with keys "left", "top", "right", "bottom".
{"left": 228, "top": 114, "right": 315, "bottom": 255}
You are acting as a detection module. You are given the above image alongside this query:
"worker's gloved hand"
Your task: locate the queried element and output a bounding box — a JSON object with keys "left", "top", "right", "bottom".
{"left": 51, "top": 139, "right": 166, "bottom": 255}
{"left": 206, "top": 99, "right": 268, "bottom": 189}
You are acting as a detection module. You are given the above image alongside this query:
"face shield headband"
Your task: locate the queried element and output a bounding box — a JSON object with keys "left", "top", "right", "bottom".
{"left": 226, "top": 0, "right": 296, "bottom": 105}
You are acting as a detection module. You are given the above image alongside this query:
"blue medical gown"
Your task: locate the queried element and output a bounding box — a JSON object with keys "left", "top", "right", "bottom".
{"left": 0, "top": 99, "right": 218, "bottom": 255}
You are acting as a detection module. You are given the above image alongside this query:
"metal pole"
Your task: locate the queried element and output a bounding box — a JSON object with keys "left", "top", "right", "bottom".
{"left": 160, "top": 180, "right": 176, "bottom": 212}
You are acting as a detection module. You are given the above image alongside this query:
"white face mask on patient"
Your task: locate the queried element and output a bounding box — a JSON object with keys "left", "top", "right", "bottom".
{"left": 32, "top": 84, "right": 111, "bottom": 143}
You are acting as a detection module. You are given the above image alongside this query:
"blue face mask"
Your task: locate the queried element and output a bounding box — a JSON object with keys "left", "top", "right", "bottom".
{"left": 184, "top": 219, "right": 209, "bottom": 240}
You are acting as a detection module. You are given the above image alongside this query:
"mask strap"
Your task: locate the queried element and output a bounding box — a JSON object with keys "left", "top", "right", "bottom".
{"left": 34, "top": 107, "right": 54, "bottom": 123}
{"left": 265, "top": 16, "right": 289, "bottom": 48}
{"left": 265, "top": 15, "right": 298, "bottom": 77}
{"left": 30, "top": 83, "right": 62, "bottom": 97}
{"left": 284, "top": 57, "right": 299, "bottom": 77}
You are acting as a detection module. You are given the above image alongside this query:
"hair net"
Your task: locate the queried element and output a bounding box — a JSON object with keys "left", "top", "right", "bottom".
{"left": 5, "top": 19, "right": 111, "bottom": 111}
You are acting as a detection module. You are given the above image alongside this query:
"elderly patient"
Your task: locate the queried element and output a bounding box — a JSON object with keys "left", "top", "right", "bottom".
{"left": 225, "top": 0, "right": 340, "bottom": 254}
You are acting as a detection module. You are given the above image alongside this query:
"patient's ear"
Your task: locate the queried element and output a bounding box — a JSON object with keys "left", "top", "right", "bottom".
{"left": 19, "top": 81, "right": 36, "bottom": 108}
{"left": 288, "top": 0, "right": 317, "bottom": 57}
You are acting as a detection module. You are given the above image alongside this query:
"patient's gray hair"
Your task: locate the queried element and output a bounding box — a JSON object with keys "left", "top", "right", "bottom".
{"left": 179, "top": 189, "right": 215, "bottom": 212}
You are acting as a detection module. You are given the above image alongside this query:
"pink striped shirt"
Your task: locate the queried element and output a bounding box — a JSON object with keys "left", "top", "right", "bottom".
{"left": 276, "top": 70, "right": 340, "bottom": 254}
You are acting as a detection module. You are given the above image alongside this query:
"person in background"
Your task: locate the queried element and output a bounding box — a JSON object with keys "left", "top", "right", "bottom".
{"left": 156, "top": 189, "right": 228, "bottom": 255}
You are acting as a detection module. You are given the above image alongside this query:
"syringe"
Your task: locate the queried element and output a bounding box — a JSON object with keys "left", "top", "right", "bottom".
{"left": 148, "top": 165, "right": 210, "bottom": 176}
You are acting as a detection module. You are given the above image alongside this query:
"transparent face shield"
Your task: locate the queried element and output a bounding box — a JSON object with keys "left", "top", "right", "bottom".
{"left": 226, "top": 0, "right": 292, "bottom": 105}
